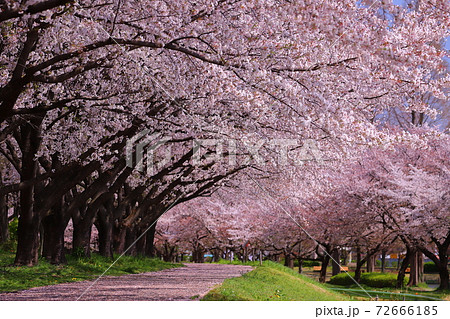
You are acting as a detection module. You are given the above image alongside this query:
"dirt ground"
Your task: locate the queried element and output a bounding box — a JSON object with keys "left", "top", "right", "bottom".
{"left": 0, "top": 263, "right": 253, "bottom": 301}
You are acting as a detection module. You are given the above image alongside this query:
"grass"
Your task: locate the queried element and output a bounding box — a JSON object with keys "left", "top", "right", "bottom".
{"left": 214, "top": 259, "right": 263, "bottom": 266}
{"left": 0, "top": 245, "right": 181, "bottom": 293}
{"left": 202, "top": 261, "right": 352, "bottom": 301}
{"left": 325, "top": 283, "right": 450, "bottom": 301}
{"left": 329, "top": 272, "right": 406, "bottom": 288}
{"left": 325, "top": 273, "right": 450, "bottom": 301}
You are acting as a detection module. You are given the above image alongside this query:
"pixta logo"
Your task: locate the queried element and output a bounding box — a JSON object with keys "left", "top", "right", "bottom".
{"left": 126, "top": 131, "right": 325, "bottom": 175}
{"left": 126, "top": 130, "right": 171, "bottom": 175}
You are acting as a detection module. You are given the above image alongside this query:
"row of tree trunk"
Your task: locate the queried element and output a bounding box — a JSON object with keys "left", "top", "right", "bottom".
{"left": 280, "top": 245, "right": 446, "bottom": 290}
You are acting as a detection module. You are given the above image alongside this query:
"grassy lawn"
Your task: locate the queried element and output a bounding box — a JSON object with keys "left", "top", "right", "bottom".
{"left": 202, "top": 261, "right": 352, "bottom": 301}
{"left": 0, "top": 246, "right": 181, "bottom": 293}
{"left": 324, "top": 283, "right": 450, "bottom": 301}
{"left": 297, "top": 266, "right": 450, "bottom": 301}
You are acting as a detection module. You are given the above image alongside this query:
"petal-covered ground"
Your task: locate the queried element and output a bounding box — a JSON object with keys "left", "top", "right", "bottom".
{"left": 0, "top": 263, "right": 253, "bottom": 301}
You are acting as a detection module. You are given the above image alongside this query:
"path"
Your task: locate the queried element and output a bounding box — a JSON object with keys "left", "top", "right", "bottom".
{"left": 0, "top": 263, "right": 253, "bottom": 301}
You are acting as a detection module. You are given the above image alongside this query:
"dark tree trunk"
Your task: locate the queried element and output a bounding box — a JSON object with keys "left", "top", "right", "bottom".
{"left": 331, "top": 249, "right": 341, "bottom": 276}
{"left": 212, "top": 249, "right": 221, "bottom": 262}
{"left": 284, "top": 252, "right": 294, "bottom": 268}
{"left": 135, "top": 221, "right": 157, "bottom": 257}
{"left": 381, "top": 250, "right": 386, "bottom": 273}
{"left": 72, "top": 217, "right": 92, "bottom": 258}
{"left": 192, "top": 247, "right": 204, "bottom": 263}
{"left": 396, "top": 248, "right": 411, "bottom": 288}
{"left": 113, "top": 224, "right": 127, "bottom": 254}
{"left": 96, "top": 205, "right": 114, "bottom": 259}
{"left": 242, "top": 245, "right": 248, "bottom": 263}
{"left": 271, "top": 254, "right": 280, "bottom": 262}
{"left": 41, "top": 206, "right": 68, "bottom": 264}
{"left": 341, "top": 249, "right": 349, "bottom": 266}
{"left": 408, "top": 249, "right": 423, "bottom": 286}
{"left": 162, "top": 242, "right": 176, "bottom": 262}
{"left": 135, "top": 230, "right": 146, "bottom": 256}
{"left": 437, "top": 264, "right": 449, "bottom": 290}
{"left": 0, "top": 189, "right": 8, "bottom": 244}
{"left": 41, "top": 155, "right": 68, "bottom": 264}
{"left": 298, "top": 258, "right": 303, "bottom": 274}
{"left": 144, "top": 224, "right": 156, "bottom": 257}
{"left": 15, "top": 193, "right": 40, "bottom": 266}
{"left": 435, "top": 244, "right": 449, "bottom": 290}
{"left": 319, "top": 254, "right": 331, "bottom": 283}
{"left": 14, "top": 118, "right": 43, "bottom": 265}
{"left": 366, "top": 253, "right": 376, "bottom": 273}
{"left": 418, "top": 236, "right": 450, "bottom": 290}
{"left": 72, "top": 195, "right": 99, "bottom": 258}
{"left": 125, "top": 227, "right": 137, "bottom": 256}
{"left": 354, "top": 247, "right": 363, "bottom": 282}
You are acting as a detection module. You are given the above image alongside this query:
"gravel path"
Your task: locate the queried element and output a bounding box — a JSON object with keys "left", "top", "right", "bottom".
{"left": 0, "top": 263, "right": 253, "bottom": 301}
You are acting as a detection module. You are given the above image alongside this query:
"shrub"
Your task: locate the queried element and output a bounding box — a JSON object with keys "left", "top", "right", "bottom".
{"left": 329, "top": 272, "right": 407, "bottom": 288}
{"left": 423, "top": 262, "right": 438, "bottom": 274}
{"left": 329, "top": 272, "right": 355, "bottom": 286}
{"left": 361, "top": 272, "right": 404, "bottom": 288}
{"left": 297, "top": 260, "right": 320, "bottom": 267}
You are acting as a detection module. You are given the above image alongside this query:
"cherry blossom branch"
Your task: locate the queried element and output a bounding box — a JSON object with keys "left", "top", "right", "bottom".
{"left": 0, "top": 0, "right": 73, "bottom": 23}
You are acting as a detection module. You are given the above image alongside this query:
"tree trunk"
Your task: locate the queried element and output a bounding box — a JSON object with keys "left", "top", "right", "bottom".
{"left": 354, "top": 246, "right": 363, "bottom": 282}
{"left": 437, "top": 263, "right": 449, "bottom": 290}
{"left": 14, "top": 118, "right": 43, "bottom": 266}
{"left": 366, "top": 253, "right": 376, "bottom": 273}
{"left": 41, "top": 207, "right": 68, "bottom": 264}
{"left": 96, "top": 206, "right": 114, "bottom": 259}
{"left": 434, "top": 246, "right": 449, "bottom": 290}
{"left": 135, "top": 229, "right": 146, "bottom": 256}
{"left": 284, "top": 252, "right": 294, "bottom": 268}
{"left": 381, "top": 250, "right": 386, "bottom": 273}
{"left": 40, "top": 155, "right": 69, "bottom": 264}
{"left": 72, "top": 218, "right": 92, "bottom": 257}
{"left": 144, "top": 224, "right": 156, "bottom": 257}
{"left": 408, "top": 249, "right": 423, "bottom": 286}
{"left": 113, "top": 224, "right": 127, "bottom": 254}
{"left": 319, "top": 254, "right": 331, "bottom": 283}
{"left": 125, "top": 227, "right": 137, "bottom": 256}
{"left": 243, "top": 245, "right": 249, "bottom": 263}
{"left": 418, "top": 252, "right": 424, "bottom": 283}
{"left": 212, "top": 248, "right": 221, "bottom": 262}
{"left": 15, "top": 178, "right": 40, "bottom": 265}
{"left": 192, "top": 246, "right": 204, "bottom": 263}
{"left": 418, "top": 238, "right": 449, "bottom": 290}
{"left": 342, "top": 249, "right": 349, "bottom": 266}
{"left": 331, "top": 249, "right": 341, "bottom": 276}
{"left": 298, "top": 258, "right": 303, "bottom": 274}
{"left": 396, "top": 248, "right": 411, "bottom": 288}
{"left": 0, "top": 189, "right": 8, "bottom": 244}
{"left": 162, "top": 242, "right": 176, "bottom": 262}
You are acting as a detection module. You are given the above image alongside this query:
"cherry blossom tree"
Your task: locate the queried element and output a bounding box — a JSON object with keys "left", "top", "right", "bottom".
{"left": 1, "top": 0, "right": 449, "bottom": 267}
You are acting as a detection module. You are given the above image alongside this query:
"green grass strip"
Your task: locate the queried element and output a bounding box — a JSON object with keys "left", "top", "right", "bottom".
{"left": 202, "top": 261, "right": 352, "bottom": 301}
